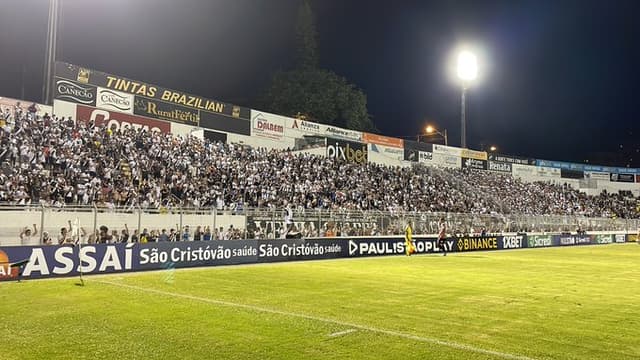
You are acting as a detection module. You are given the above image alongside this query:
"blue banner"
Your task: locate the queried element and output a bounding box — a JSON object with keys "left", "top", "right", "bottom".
{"left": 536, "top": 159, "right": 639, "bottom": 174}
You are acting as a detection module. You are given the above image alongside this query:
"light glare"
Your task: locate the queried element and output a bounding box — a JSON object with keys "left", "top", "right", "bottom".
{"left": 457, "top": 51, "right": 478, "bottom": 81}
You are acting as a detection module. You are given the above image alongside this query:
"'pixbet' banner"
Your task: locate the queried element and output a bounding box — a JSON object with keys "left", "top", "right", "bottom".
{"left": 326, "top": 139, "right": 368, "bottom": 163}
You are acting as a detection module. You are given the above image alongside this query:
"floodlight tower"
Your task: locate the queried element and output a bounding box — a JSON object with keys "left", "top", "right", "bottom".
{"left": 43, "top": 0, "right": 61, "bottom": 105}
{"left": 457, "top": 50, "right": 477, "bottom": 149}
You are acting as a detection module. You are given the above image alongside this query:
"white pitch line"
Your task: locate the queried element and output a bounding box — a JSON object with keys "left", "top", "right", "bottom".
{"left": 328, "top": 329, "right": 357, "bottom": 338}
{"left": 96, "top": 280, "right": 537, "bottom": 360}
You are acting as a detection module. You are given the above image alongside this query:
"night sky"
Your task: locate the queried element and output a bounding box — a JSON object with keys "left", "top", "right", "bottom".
{"left": 1, "top": 0, "right": 638, "bottom": 166}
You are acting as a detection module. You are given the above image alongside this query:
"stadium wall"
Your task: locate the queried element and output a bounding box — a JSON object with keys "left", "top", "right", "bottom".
{"left": 0, "top": 210, "right": 246, "bottom": 247}
{"left": 0, "top": 233, "right": 636, "bottom": 281}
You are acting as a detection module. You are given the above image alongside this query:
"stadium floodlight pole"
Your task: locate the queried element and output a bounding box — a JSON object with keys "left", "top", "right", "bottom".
{"left": 43, "top": 0, "right": 61, "bottom": 105}
{"left": 457, "top": 50, "right": 477, "bottom": 149}
{"left": 425, "top": 125, "right": 448, "bottom": 146}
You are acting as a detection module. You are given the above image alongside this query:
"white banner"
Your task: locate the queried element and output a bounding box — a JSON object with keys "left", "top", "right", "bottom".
{"left": 251, "top": 110, "right": 286, "bottom": 141}
{"left": 512, "top": 163, "right": 535, "bottom": 178}
{"left": 368, "top": 143, "right": 404, "bottom": 166}
{"left": 536, "top": 166, "right": 561, "bottom": 178}
{"left": 284, "top": 117, "right": 322, "bottom": 138}
{"left": 323, "top": 124, "right": 362, "bottom": 141}
{"left": 432, "top": 153, "right": 461, "bottom": 168}
{"left": 586, "top": 172, "right": 611, "bottom": 181}
{"left": 418, "top": 151, "right": 433, "bottom": 164}
{"left": 96, "top": 87, "right": 134, "bottom": 114}
{"left": 433, "top": 144, "right": 462, "bottom": 157}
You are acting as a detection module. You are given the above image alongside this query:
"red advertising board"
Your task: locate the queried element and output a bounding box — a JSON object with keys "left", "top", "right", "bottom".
{"left": 76, "top": 104, "right": 171, "bottom": 133}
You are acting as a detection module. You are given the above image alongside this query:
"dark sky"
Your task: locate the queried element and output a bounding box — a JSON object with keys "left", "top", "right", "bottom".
{"left": 1, "top": 0, "right": 639, "bottom": 166}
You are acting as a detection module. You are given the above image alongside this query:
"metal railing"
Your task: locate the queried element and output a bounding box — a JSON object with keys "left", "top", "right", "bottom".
{"left": 0, "top": 203, "right": 638, "bottom": 247}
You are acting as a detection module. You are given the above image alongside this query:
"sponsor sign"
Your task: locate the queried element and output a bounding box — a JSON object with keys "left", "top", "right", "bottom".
{"left": 432, "top": 153, "right": 461, "bottom": 168}
{"left": 324, "top": 125, "right": 362, "bottom": 141}
{"left": 536, "top": 159, "right": 640, "bottom": 175}
{"left": 96, "top": 87, "right": 134, "bottom": 114}
{"left": 0, "top": 249, "right": 20, "bottom": 280}
{"left": 594, "top": 234, "right": 613, "bottom": 244}
{"left": 55, "top": 62, "right": 250, "bottom": 120}
{"left": 286, "top": 118, "right": 323, "bottom": 137}
{"left": 462, "top": 157, "right": 487, "bottom": 170}
{"left": 0, "top": 240, "right": 347, "bottom": 281}
{"left": 76, "top": 105, "right": 171, "bottom": 133}
{"left": 461, "top": 148, "right": 487, "bottom": 161}
{"left": 134, "top": 96, "right": 199, "bottom": 126}
{"left": 512, "top": 163, "right": 535, "bottom": 177}
{"left": 487, "top": 161, "right": 512, "bottom": 173}
{"left": 614, "top": 234, "right": 626, "bottom": 243}
{"left": 456, "top": 236, "right": 499, "bottom": 252}
{"left": 500, "top": 235, "right": 526, "bottom": 249}
{"left": 558, "top": 235, "right": 593, "bottom": 246}
{"left": 528, "top": 235, "right": 553, "bottom": 248}
{"left": 419, "top": 151, "right": 433, "bottom": 163}
{"left": 251, "top": 111, "right": 285, "bottom": 140}
{"left": 362, "top": 133, "right": 403, "bottom": 148}
{"left": 536, "top": 166, "right": 561, "bottom": 178}
{"left": 54, "top": 78, "right": 96, "bottom": 106}
{"left": 369, "top": 144, "right": 404, "bottom": 161}
{"left": 433, "top": 144, "right": 462, "bottom": 157}
{"left": 1, "top": 235, "right": 634, "bottom": 281}
{"left": 627, "top": 234, "right": 638, "bottom": 242}
{"left": 347, "top": 238, "right": 454, "bottom": 256}
{"left": 326, "top": 139, "right": 368, "bottom": 164}
{"left": 636, "top": 175, "right": 640, "bottom": 183}
{"left": 610, "top": 173, "right": 635, "bottom": 183}
{"left": 586, "top": 172, "right": 611, "bottom": 181}
{"left": 488, "top": 153, "right": 535, "bottom": 165}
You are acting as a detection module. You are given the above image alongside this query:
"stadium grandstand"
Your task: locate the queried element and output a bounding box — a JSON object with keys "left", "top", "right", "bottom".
{"left": 0, "top": 86, "right": 638, "bottom": 246}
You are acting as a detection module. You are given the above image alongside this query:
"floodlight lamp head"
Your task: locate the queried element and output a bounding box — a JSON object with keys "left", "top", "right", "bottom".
{"left": 457, "top": 50, "right": 478, "bottom": 82}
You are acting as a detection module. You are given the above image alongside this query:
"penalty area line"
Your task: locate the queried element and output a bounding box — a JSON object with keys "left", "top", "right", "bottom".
{"left": 328, "top": 329, "right": 357, "bottom": 338}
{"left": 95, "top": 280, "right": 536, "bottom": 360}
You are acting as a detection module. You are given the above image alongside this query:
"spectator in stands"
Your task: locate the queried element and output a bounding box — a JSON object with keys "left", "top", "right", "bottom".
{"left": 203, "top": 226, "right": 212, "bottom": 241}
{"left": 19, "top": 224, "right": 38, "bottom": 244}
{"left": 158, "top": 229, "right": 169, "bottom": 242}
{"left": 42, "top": 231, "right": 52, "bottom": 245}
{"left": 0, "top": 109, "right": 638, "bottom": 231}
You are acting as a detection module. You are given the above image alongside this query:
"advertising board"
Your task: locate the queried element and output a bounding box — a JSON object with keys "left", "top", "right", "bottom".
{"left": 251, "top": 110, "right": 286, "bottom": 141}
{"left": 55, "top": 62, "right": 250, "bottom": 120}
{"left": 54, "top": 77, "right": 96, "bottom": 106}
{"left": 326, "top": 139, "right": 368, "bottom": 163}
{"left": 362, "top": 133, "right": 403, "bottom": 148}
{"left": 76, "top": 104, "right": 171, "bottom": 133}
{"left": 487, "top": 161, "right": 512, "bottom": 173}
{"left": 96, "top": 87, "right": 134, "bottom": 114}
{"left": 462, "top": 157, "right": 487, "bottom": 170}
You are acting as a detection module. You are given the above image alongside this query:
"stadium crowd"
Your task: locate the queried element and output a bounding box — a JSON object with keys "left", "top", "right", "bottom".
{"left": 0, "top": 109, "right": 638, "bottom": 222}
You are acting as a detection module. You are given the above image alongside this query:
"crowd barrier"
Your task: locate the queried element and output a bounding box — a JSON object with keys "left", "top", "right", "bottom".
{"left": 0, "top": 233, "right": 636, "bottom": 281}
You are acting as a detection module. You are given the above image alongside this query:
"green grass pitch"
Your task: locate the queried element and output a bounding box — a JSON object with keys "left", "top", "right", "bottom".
{"left": 1, "top": 244, "right": 638, "bottom": 359}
